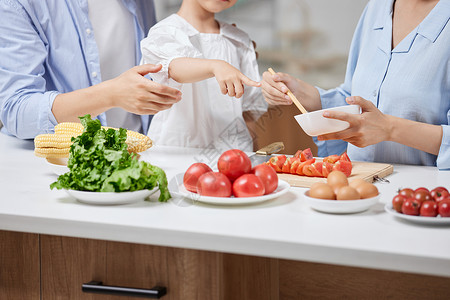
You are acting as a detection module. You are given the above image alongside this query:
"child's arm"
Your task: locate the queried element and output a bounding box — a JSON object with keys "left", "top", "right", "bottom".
{"left": 168, "top": 58, "right": 260, "bottom": 98}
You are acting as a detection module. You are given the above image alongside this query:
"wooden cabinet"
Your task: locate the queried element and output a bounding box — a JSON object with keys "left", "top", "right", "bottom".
{"left": 2, "top": 230, "right": 450, "bottom": 299}
{"left": 0, "top": 231, "right": 40, "bottom": 300}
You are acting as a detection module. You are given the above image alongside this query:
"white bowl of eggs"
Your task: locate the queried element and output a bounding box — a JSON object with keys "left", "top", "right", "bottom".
{"left": 302, "top": 171, "right": 379, "bottom": 214}
{"left": 295, "top": 105, "right": 360, "bottom": 136}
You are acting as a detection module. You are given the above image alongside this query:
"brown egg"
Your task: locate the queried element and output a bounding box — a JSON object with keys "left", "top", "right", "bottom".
{"left": 327, "top": 171, "right": 349, "bottom": 190}
{"left": 355, "top": 182, "right": 379, "bottom": 199}
{"left": 309, "top": 183, "right": 336, "bottom": 200}
{"left": 349, "top": 178, "right": 367, "bottom": 189}
{"left": 336, "top": 186, "right": 360, "bottom": 200}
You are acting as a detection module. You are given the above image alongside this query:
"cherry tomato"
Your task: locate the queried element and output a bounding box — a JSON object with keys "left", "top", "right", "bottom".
{"left": 414, "top": 187, "right": 430, "bottom": 194}
{"left": 435, "top": 191, "right": 450, "bottom": 204}
{"left": 438, "top": 200, "right": 450, "bottom": 217}
{"left": 430, "top": 186, "right": 449, "bottom": 200}
{"left": 413, "top": 190, "right": 432, "bottom": 205}
{"left": 402, "top": 199, "right": 420, "bottom": 216}
{"left": 398, "top": 188, "right": 414, "bottom": 199}
{"left": 217, "top": 149, "right": 252, "bottom": 182}
{"left": 183, "top": 163, "right": 213, "bottom": 193}
{"left": 392, "top": 195, "right": 406, "bottom": 213}
{"left": 196, "top": 172, "right": 232, "bottom": 197}
{"left": 420, "top": 200, "right": 438, "bottom": 217}
{"left": 232, "top": 174, "right": 265, "bottom": 197}
{"left": 252, "top": 164, "right": 278, "bottom": 195}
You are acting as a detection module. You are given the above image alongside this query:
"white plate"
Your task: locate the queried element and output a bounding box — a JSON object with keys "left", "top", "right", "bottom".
{"left": 65, "top": 188, "right": 157, "bottom": 205}
{"left": 169, "top": 177, "right": 290, "bottom": 205}
{"left": 46, "top": 157, "right": 69, "bottom": 176}
{"left": 384, "top": 204, "right": 450, "bottom": 225}
{"left": 302, "top": 191, "right": 379, "bottom": 214}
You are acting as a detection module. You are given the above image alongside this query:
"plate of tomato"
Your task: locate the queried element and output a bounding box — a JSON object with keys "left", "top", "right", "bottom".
{"left": 170, "top": 177, "right": 290, "bottom": 205}
{"left": 171, "top": 149, "right": 290, "bottom": 205}
{"left": 384, "top": 186, "right": 450, "bottom": 224}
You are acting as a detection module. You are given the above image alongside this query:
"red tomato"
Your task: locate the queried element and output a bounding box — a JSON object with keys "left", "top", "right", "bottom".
{"left": 398, "top": 188, "right": 414, "bottom": 199}
{"left": 281, "top": 157, "right": 293, "bottom": 173}
{"left": 296, "top": 159, "right": 315, "bottom": 175}
{"left": 217, "top": 149, "right": 252, "bottom": 182}
{"left": 392, "top": 194, "right": 406, "bottom": 213}
{"left": 300, "top": 148, "right": 313, "bottom": 162}
{"left": 438, "top": 200, "right": 450, "bottom": 217}
{"left": 430, "top": 186, "right": 449, "bottom": 200}
{"left": 196, "top": 172, "right": 232, "bottom": 197}
{"left": 332, "top": 160, "right": 352, "bottom": 177}
{"left": 420, "top": 200, "right": 438, "bottom": 217}
{"left": 183, "top": 163, "right": 213, "bottom": 193}
{"left": 413, "top": 190, "right": 432, "bottom": 205}
{"left": 290, "top": 159, "right": 301, "bottom": 174}
{"left": 232, "top": 174, "right": 265, "bottom": 197}
{"left": 402, "top": 198, "right": 420, "bottom": 216}
{"left": 339, "top": 152, "right": 351, "bottom": 162}
{"left": 414, "top": 187, "right": 430, "bottom": 194}
{"left": 323, "top": 154, "right": 340, "bottom": 164}
{"left": 252, "top": 164, "right": 278, "bottom": 195}
{"left": 435, "top": 191, "right": 450, "bottom": 204}
{"left": 322, "top": 162, "right": 334, "bottom": 178}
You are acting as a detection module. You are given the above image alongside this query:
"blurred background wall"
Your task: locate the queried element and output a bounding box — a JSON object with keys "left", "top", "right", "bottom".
{"left": 154, "top": 0, "right": 368, "bottom": 155}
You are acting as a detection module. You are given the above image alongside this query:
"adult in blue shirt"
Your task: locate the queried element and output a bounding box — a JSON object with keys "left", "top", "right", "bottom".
{"left": 0, "top": 0, "right": 182, "bottom": 139}
{"left": 262, "top": 0, "right": 450, "bottom": 169}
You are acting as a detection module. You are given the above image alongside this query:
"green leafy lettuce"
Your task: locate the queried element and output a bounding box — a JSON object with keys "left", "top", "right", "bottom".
{"left": 50, "top": 115, "right": 170, "bottom": 202}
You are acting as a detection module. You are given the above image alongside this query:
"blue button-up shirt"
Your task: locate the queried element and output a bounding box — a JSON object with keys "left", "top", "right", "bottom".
{"left": 0, "top": 0, "right": 156, "bottom": 139}
{"left": 316, "top": 0, "right": 450, "bottom": 169}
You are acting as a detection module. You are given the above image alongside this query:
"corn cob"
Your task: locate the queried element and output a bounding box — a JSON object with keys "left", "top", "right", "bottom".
{"left": 34, "top": 134, "right": 73, "bottom": 149}
{"left": 34, "top": 122, "right": 152, "bottom": 159}
{"left": 34, "top": 146, "right": 70, "bottom": 158}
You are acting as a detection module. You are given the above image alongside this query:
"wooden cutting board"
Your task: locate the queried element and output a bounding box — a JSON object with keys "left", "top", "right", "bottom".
{"left": 277, "top": 161, "right": 394, "bottom": 188}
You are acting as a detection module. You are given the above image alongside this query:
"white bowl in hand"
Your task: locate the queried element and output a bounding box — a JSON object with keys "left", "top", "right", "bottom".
{"left": 294, "top": 104, "right": 360, "bottom": 136}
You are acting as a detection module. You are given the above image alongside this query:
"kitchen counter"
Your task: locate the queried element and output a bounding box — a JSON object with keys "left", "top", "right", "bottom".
{"left": 1, "top": 133, "right": 450, "bottom": 278}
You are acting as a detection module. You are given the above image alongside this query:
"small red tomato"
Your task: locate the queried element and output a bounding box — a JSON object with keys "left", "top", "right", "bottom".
{"left": 414, "top": 187, "right": 430, "bottom": 194}
{"left": 438, "top": 199, "right": 450, "bottom": 217}
{"left": 402, "top": 198, "right": 420, "bottom": 216}
{"left": 232, "top": 174, "right": 265, "bottom": 197}
{"left": 196, "top": 172, "right": 232, "bottom": 197}
{"left": 413, "top": 190, "right": 432, "bottom": 205}
{"left": 420, "top": 200, "right": 438, "bottom": 217}
{"left": 252, "top": 164, "right": 278, "bottom": 195}
{"left": 398, "top": 188, "right": 415, "bottom": 199}
{"left": 392, "top": 194, "right": 406, "bottom": 213}
{"left": 183, "top": 163, "right": 213, "bottom": 193}
{"left": 218, "top": 149, "right": 252, "bottom": 182}
{"left": 430, "top": 186, "right": 449, "bottom": 200}
{"left": 434, "top": 190, "right": 450, "bottom": 204}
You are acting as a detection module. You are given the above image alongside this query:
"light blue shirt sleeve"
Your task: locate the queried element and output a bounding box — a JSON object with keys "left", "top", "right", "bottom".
{"left": 0, "top": 0, "right": 155, "bottom": 139}
{"left": 315, "top": 0, "right": 450, "bottom": 169}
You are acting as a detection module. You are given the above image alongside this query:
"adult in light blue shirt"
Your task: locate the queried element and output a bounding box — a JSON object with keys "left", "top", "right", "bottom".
{"left": 0, "top": 0, "right": 181, "bottom": 139}
{"left": 261, "top": 0, "right": 450, "bottom": 169}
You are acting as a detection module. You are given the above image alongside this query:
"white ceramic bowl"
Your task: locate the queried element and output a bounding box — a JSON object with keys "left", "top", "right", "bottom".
{"left": 295, "top": 105, "right": 360, "bottom": 136}
{"left": 46, "top": 157, "right": 69, "bottom": 176}
{"left": 302, "top": 191, "right": 379, "bottom": 214}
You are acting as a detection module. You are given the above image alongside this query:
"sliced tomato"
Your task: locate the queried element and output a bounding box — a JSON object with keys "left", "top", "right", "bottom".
{"left": 300, "top": 148, "right": 314, "bottom": 162}
{"left": 290, "top": 159, "right": 300, "bottom": 174}
{"left": 281, "top": 157, "right": 293, "bottom": 173}
{"left": 339, "top": 152, "right": 351, "bottom": 162}
{"left": 303, "top": 162, "right": 323, "bottom": 177}
{"left": 333, "top": 160, "right": 352, "bottom": 177}
{"left": 322, "top": 161, "right": 334, "bottom": 178}
{"left": 323, "top": 154, "right": 340, "bottom": 164}
{"left": 268, "top": 155, "right": 286, "bottom": 172}
{"left": 296, "top": 159, "right": 315, "bottom": 176}
{"left": 294, "top": 150, "right": 303, "bottom": 159}
{"left": 313, "top": 162, "right": 323, "bottom": 177}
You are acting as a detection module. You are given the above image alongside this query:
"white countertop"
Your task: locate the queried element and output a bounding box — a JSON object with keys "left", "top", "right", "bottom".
{"left": 1, "top": 134, "right": 450, "bottom": 277}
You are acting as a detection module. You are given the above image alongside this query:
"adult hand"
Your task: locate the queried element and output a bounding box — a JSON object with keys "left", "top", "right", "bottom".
{"left": 261, "top": 70, "right": 321, "bottom": 111}
{"left": 317, "top": 96, "right": 392, "bottom": 147}
{"left": 107, "top": 64, "right": 182, "bottom": 115}
{"left": 212, "top": 61, "right": 260, "bottom": 98}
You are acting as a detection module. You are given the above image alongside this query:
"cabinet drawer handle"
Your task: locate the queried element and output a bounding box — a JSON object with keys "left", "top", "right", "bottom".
{"left": 82, "top": 281, "right": 166, "bottom": 298}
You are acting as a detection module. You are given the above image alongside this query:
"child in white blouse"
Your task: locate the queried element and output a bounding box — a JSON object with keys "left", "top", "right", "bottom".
{"left": 141, "top": 0, "right": 267, "bottom": 152}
